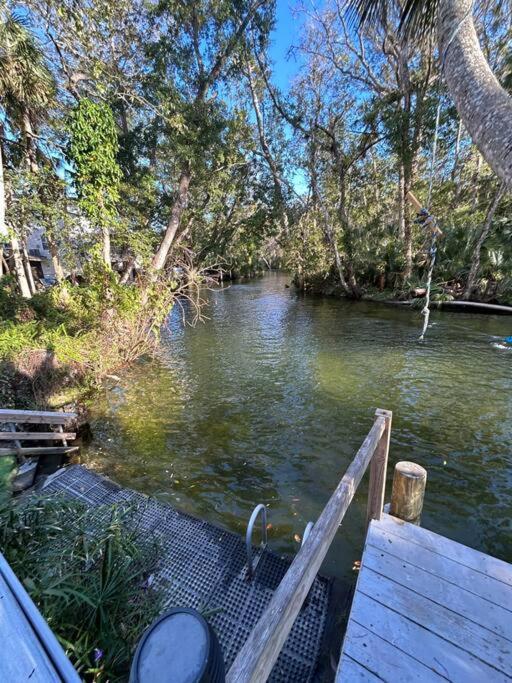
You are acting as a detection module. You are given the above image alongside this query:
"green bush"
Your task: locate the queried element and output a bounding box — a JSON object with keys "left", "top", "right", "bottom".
{"left": 0, "top": 495, "right": 162, "bottom": 681}
{"left": 0, "top": 260, "right": 176, "bottom": 405}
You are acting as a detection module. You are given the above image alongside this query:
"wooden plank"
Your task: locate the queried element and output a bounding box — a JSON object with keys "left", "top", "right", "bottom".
{"left": 226, "top": 412, "right": 387, "bottom": 683}
{"left": 0, "top": 446, "right": 79, "bottom": 457}
{"left": 368, "top": 522, "right": 512, "bottom": 609}
{"left": 0, "top": 432, "right": 76, "bottom": 441}
{"left": 346, "top": 591, "right": 510, "bottom": 682}
{"left": 357, "top": 567, "right": 512, "bottom": 674}
{"left": 0, "top": 573, "right": 59, "bottom": 682}
{"left": 341, "top": 620, "right": 446, "bottom": 682}
{"left": 366, "top": 409, "right": 391, "bottom": 526}
{"left": 0, "top": 409, "right": 76, "bottom": 425}
{"left": 336, "top": 655, "right": 382, "bottom": 682}
{"left": 378, "top": 514, "right": 512, "bottom": 588}
{"left": 363, "top": 543, "right": 512, "bottom": 640}
{"left": 0, "top": 552, "right": 81, "bottom": 682}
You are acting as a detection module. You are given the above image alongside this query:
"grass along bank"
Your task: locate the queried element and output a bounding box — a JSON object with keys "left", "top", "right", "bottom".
{"left": 0, "top": 259, "right": 200, "bottom": 410}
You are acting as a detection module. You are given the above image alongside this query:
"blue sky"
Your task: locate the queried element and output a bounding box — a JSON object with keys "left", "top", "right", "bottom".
{"left": 268, "top": 0, "right": 306, "bottom": 91}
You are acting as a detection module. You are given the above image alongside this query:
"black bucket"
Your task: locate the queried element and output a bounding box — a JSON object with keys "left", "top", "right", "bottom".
{"left": 129, "top": 607, "right": 225, "bottom": 683}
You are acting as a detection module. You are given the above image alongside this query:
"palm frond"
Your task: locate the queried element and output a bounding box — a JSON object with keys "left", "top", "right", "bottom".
{"left": 346, "top": 0, "right": 439, "bottom": 39}
{"left": 0, "top": 9, "right": 55, "bottom": 110}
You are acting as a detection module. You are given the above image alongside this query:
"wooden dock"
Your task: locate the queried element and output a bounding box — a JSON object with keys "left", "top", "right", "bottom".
{"left": 3, "top": 407, "right": 511, "bottom": 682}
{"left": 336, "top": 513, "right": 512, "bottom": 682}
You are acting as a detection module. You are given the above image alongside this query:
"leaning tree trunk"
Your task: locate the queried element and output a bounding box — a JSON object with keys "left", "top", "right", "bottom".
{"left": 151, "top": 167, "right": 191, "bottom": 272}
{"left": 22, "top": 244, "right": 37, "bottom": 295}
{"left": 438, "top": 0, "right": 512, "bottom": 188}
{"left": 11, "top": 237, "right": 32, "bottom": 298}
{"left": 463, "top": 183, "right": 505, "bottom": 300}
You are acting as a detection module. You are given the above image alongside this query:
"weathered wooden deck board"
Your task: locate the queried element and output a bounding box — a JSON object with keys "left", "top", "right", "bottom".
{"left": 0, "top": 572, "right": 59, "bottom": 682}
{"left": 0, "top": 553, "right": 80, "bottom": 682}
{"left": 336, "top": 513, "right": 512, "bottom": 682}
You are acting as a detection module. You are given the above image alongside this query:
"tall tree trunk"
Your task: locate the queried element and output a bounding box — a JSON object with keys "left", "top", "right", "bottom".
{"left": 463, "top": 183, "right": 505, "bottom": 300}
{"left": 21, "top": 109, "right": 38, "bottom": 174}
{"left": 402, "top": 170, "right": 413, "bottom": 281}
{"left": 22, "top": 245, "right": 37, "bottom": 295}
{"left": 246, "top": 63, "right": 289, "bottom": 235}
{"left": 334, "top": 154, "right": 361, "bottom": 298}
{"left": 309, "top": 141, "right": 352, "bottom": 297}
{"left": 102, "top": 225, "right": 111, "bottom": 268}
{"left": 471, "top": 151, "right": 482, "bottom": 211}
{"left": 151, "top": 167, "right": 191, "bottom": 272}
{"left": 397, "top": 164, "right": 406, "bottom": 241}
{"left": 0, "top": 133, "right": 30, "bottom": 296}
{"left": 451, "top": 118, "right": 463, "bottom": 182}
{"left": 48, "top": 236, "right": 65, "bottom": 282}
{"left": 0, "top": 134, "right": 6, "bottom": 278}
{"left": 438, "top": 0, "right": 512, "bottom": 188}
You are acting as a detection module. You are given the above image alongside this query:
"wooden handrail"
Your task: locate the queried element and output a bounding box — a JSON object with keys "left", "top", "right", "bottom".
{"left": 226, "top": 409, "right": 392, "bottom": 683}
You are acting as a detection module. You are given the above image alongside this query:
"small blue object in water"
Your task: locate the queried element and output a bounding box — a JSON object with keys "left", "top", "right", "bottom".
{"left": 505, "top": 336, "right": 512, "bottom": 344}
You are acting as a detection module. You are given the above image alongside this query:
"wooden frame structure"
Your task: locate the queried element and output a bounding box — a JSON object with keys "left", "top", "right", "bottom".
{"left": 226, "top": 408, "right": 392, "bottom": 683}
{"left": 0, "top": 409, "right": 78, "bottom": 458}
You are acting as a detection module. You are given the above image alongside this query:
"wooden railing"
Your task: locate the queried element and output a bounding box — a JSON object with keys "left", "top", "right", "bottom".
{"left": 0, "top": 409, "right": 78, "bottom": 458}
{"left": 226, "top": 408, "right": 392, "bottom": 683}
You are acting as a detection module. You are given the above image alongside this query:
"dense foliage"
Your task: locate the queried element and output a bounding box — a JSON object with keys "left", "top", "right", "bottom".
{"left": 68, "top": 98, "right": 122, "bottom": 264}
{"left": 0, "top": 0, "right": 510, "bottom": 408}
{"left": 0, "top": 494, "right": 162, "bottom": 681}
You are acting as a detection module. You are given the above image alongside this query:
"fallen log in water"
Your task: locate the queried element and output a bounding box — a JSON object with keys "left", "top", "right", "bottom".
{"left": 381, "top": 299, "right": 512, "bottom": 315}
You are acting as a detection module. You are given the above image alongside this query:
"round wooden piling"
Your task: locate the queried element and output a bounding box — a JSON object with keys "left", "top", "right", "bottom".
{"left": 390, "top": 461, "right": 427, "bottom": 524}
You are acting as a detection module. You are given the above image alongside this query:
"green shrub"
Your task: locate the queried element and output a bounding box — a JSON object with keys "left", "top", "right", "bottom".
{"left": 0, "top": 275, "right": 33, "bottom": 320}
{"left": 0, "top": 495, "right": 162, "bottom": 681}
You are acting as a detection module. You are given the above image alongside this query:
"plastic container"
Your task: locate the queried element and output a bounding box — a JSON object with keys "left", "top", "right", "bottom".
{"left": 129, "top": 607, "right": 225, "bottom": 683}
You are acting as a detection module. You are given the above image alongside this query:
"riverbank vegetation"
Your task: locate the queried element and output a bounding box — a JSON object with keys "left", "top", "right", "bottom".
{"left": 0, "top": 0, "right": 511, "bottom": 407}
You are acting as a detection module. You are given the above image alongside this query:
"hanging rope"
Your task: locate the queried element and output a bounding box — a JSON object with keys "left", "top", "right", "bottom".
{"left": 416, "top": 100, "right": 442, "bottom": 341}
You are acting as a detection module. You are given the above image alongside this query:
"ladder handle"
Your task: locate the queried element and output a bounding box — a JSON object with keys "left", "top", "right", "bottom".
{"left": 246, "top": 504, "right": 268, "bottom": 579}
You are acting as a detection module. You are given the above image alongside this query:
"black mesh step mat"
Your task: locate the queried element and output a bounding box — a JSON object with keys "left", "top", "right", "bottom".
{"left": 43, "top": 465, "right": 334, "bottom": 682}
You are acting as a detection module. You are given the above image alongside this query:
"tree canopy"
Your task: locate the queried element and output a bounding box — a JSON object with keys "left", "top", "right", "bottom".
{"left": 0, "top": 0, "right": 510, "bottom": 306}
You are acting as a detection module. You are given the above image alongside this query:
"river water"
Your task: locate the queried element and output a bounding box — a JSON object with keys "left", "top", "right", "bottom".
{"left": 82, "top": 272, "right": 512, "bottom": 579}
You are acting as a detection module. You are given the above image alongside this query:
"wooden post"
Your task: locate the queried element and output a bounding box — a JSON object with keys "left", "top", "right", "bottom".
{"left": 390, "top": 461, "right": 427, "bottom": 525}
{"left": 366, "top": 409, "right": 392, "bottom": 526}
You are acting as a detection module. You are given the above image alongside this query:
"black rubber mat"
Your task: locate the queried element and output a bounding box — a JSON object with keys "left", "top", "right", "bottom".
{"left": 43, "top": 465, "right": 334, "bottom": 681}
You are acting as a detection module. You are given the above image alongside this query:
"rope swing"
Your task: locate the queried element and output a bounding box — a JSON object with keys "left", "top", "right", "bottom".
{"left": 407, "top": 101, "right": 443, "bottom": 342}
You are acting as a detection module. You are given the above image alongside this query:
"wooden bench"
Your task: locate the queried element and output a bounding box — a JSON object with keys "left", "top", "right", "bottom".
{"left": 0, "top": 409, "right": 78, "bottom": 458}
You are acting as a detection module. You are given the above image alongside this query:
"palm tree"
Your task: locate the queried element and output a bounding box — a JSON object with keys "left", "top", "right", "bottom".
{"left": 0, "top": 9, "right": 55, "bottom": 296}
{"left": 351, "top": 0, "right": 512, "bottom": 189}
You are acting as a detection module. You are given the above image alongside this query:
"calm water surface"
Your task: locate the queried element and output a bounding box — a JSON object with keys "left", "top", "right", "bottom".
{"left": 82, "top": 272, "right": 512, "bottom": 579}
